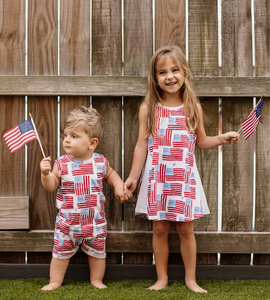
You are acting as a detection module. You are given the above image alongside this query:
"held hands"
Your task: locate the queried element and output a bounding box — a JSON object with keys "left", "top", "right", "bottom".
{"left": 124, "top": 177, "right": 138, "bottom": 194}
{"left": 40, "top": 156, "right": 52, "bottom": 176}
{"left": 221, "top": 132, "right": 239, "bottom": 145}
{"left": 115, "top": 183, "right": 133, "bottom": 204}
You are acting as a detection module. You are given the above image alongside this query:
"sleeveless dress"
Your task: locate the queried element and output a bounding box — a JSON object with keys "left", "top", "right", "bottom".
{"left": 135, "top": 103, "right": 210, "bottom": 222}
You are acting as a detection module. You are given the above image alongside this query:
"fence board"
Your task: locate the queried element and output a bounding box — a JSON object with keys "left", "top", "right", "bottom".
{"left": 92, "top": 0, "right": 122, "bottom": 75}
{"left": 155, "top": 0, "right": 185, "bottom": 51}
{"left": 28, "top": 0, "right": 58, "bottom": 75}
{"left": 254, "top": 0, "right": 270, "bottom": 265}
{"left": 188, "top": 0, "right": 218, "bottom": 76}
{"left": 124, "top": 0, "right": 153, "bottom": 76}
{"left": 221, "top": 0, "right": 253, "bottom": 265}
{"left": 123, "top": 0, "right": 153, "bottom": 264}
{"left": 0, "top": 197, "right": 29, "bottom": 229}
{"left": 0, "top": 0, "right": 26, "bottom": 264}
{"left": 222, "top": 0, "right": 253, "bottom": 77}
{"left": 2, "top": 231, "right": 270, "bottom": 254}
{"left": 92, "top": 0, "right": 123, "bottom": 264}
{"left": 0, "top": 76, "right": 269, "bottom": 97}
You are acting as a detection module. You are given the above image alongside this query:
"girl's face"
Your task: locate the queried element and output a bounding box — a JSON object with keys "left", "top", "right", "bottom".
{"left": 155, "top": 55, "right": 184, "bottom": 100}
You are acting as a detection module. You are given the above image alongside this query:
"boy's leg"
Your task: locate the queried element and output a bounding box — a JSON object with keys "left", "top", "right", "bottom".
{"left": 149, "top": 220, "right": 170, "bottom": 290}
{"left": 176, "top": 221, "right": 207, "bottom": 293}
{"left": 88, "top": 255, "right": 107, "bottom": 289}
{"left": 41, "top": 257, "right": 70, "bottom": 291}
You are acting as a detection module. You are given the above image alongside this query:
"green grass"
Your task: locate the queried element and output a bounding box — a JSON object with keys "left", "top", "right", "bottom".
{"left": 0, "top": 279, "right": 270, "bottom": 300}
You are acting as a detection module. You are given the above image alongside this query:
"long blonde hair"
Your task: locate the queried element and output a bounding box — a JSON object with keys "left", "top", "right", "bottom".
{"left": 143, "top": 44, "right": 201, "bottom": 137}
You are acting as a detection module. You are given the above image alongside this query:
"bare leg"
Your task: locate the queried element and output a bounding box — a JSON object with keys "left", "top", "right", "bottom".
{"left": 88, "top": 255, "right": 107, "bottom": 289}
{"left": 176, "top": 222, "right": 207, "bottom": 293}
{"left": 148, "top": 220, "right": 170, "bottom": 290}
{"left": 41, "top": 257, "right": 70, "bottom": 291}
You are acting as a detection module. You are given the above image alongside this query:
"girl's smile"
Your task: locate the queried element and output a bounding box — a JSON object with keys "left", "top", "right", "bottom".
{"left": 155, "top": 56, "right": 184, "bottom": 101}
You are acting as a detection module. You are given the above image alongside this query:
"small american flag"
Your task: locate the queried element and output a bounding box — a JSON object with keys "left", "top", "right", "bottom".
{"left": 3, "top": 119, "right": 38, "bottom": 153}
{"left": 241, "top": 97, "right": 264, "bottom": 140}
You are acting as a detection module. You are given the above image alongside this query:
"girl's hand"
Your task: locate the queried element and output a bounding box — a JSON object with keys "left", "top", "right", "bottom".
{"left": 222, "top": 132, "right": 240, "bottom": 145}
{"left": 40, "top": 157, "right": 52, "bottom": 176}
{"left": 115, "top": 183, "right": 133, "bottom": 203}
{"left": 124, "top": 177, "right": 138, "bottom": 193}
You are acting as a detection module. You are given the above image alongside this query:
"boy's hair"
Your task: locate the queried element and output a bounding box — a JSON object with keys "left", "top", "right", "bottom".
{"left": 144, "top": 44, "right": 201, "bottom": 137}
{"left": 64, "top": 106, "right": 103, "bottom": 140}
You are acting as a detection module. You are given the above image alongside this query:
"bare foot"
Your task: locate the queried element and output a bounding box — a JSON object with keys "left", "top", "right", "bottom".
{"left": 185, "top": 280, "right": 207, "bottom": 293}
{"left": 91, "top": 281, "right": 107, "bottom": 289}
{"left": 148, "top": 279, "right": 169, "bottom": 290}
{"left": 41, "top": 282, "right": 62, "bottom": 291}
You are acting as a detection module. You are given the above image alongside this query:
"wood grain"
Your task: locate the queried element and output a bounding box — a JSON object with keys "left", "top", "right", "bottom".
{"left": 0, "top": 76, "right": 269, "bottom": 97}
{"left": 155, "top": 0, "right": 185, "bottom": 50}
{"left": 0, "top": 197, "right": 29, "bottom": 229}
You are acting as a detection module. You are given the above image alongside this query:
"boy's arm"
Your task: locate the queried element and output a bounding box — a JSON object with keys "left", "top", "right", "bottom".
{"left": 104, "top": 165, "right": 131, "bottom": 203}
{"left": 40, "top": 157, "right": 60, "bottom": 191}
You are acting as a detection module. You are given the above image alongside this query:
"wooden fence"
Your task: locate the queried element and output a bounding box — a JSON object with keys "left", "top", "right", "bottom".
{"left": 0, "top": 0, "right": 270, "bottom": 280}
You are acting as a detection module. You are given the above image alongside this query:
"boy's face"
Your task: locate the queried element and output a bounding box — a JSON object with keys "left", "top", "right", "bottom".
{"left": 63, "top": 126, "right": 96, "bottom": 161}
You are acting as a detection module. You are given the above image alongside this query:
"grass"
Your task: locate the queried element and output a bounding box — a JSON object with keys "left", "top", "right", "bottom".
{"left": 0, "top": 279, "right": 270, "bottom": 300}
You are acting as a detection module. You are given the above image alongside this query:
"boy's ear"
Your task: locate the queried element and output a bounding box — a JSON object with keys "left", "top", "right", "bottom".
{"left": 89, "top": 138, "right": 99, "bottom": 149}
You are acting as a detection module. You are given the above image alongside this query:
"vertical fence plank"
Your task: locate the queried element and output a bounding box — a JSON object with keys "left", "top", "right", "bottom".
{"left": 155, "top": 0, "right": 185, "bottom": 51}
{"left": 59, "top": 0, "right": 90, "bottom": 263}
{"left": 0, "top": 0, "right": 26, "bottom": 263}
{"left": 188, "top": 0, "right": 219, "bottom": 265}
{"left": 92, "top": 0, "right": 122, "bottom": 264}
{"left": 254, "top": 0, "right": 270, "bottom": 265}
{"left": 123, "top": 0, "right": 153, "bottom": 265}
{"left": 221, "top": 0, "right": 253, "bottom": 265}
{"left": 27, "top": 0, "right": 58, "bottom": 234}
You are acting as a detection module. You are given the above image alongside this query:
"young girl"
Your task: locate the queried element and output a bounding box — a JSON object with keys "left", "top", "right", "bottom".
{"left": 125, "top": 45, "right": 239, "bottom": 293}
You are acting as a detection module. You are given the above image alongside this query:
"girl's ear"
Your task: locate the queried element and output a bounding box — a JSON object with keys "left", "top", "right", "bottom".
{"left": 89, "top": 138, "right": 99, "bottom": 149}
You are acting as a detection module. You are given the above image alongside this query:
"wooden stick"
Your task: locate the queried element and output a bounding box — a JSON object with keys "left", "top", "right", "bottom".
{"left": 29, "top": 113, "right": 51, "bottom": 176}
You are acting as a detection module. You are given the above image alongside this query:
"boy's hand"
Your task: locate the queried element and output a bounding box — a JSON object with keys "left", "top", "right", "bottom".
{"left": 40, "top": 157, "right": 52, "bottom": 176}
{"left": 115, "top": 183, "right": 133, "bottom": 203}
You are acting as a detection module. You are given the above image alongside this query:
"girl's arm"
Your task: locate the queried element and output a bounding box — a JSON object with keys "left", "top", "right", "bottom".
{"left": 195, "top": 105, "right": 239, "bottom": 150}
{"left": 125, "top": 103, "right": 149, "bottom": 193}
{"left": 104, "top": 165, "right": 132, "bottom": 203}
{"left": 40, "top": 157, "right": 60, "bottom": 191}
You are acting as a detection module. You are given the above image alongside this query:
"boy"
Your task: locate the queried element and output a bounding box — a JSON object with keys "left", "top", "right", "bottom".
{"left": 40, "top": 107, "right": 130, "bottom": 290}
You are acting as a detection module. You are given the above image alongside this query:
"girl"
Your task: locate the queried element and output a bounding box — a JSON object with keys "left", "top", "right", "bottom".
{"left": 125, "top": 45, "right": 239, "bottom": 293}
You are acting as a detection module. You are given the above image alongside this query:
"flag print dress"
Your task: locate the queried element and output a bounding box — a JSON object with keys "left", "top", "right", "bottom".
{"left": 135, "top": 103, "right": 210, "bottom": 222}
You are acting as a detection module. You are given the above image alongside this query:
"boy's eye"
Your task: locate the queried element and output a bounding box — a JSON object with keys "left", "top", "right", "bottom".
{"left": 72, "top": 135, "right": 77, "bottom": 139}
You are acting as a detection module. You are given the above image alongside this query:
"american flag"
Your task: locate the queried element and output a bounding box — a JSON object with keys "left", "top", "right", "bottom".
{"left": 241, "top": 97, "right": 264, "bottom": 140}
{"left": 3, "top": 119, "right": 37, "bottom": 153}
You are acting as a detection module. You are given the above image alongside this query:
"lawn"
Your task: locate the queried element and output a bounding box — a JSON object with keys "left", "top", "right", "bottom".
{"left": 0, "top": 279, "right": 270, "bottom": 300}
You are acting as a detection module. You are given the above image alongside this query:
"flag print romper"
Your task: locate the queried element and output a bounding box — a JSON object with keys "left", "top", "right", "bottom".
{"left": 53, "top": 153, "right": 108, "bottom": 259}
{"left": 135, "top": 103, "right": 210, "bottom": 221}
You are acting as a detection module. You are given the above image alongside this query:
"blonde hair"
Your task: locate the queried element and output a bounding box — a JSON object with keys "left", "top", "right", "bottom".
{"left": 64, "top": 106, "right": 103, "bottom": 140}
{"left": 144, "top": 44, "right": 201, "bottom": 137}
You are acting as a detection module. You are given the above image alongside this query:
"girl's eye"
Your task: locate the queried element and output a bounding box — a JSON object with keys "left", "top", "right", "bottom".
{"left": 159, "top": 71, "right": 165, "bottom": 75}
{"left": 72, "top": 135, "right": 77, "bottom": 139}
{"left": 173, "top": 68, "right": 179, "bottom": 72}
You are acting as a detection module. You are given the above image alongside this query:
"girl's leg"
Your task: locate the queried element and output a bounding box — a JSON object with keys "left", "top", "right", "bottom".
{"left": 176, "top": 221, "right": 207, "bottom": 293}
{"left": 41, "top": 257, "right": 70, "bottom": 290}
{"left": 149, "top": 220, "right": 170, "bottom": 290}
{"left": 88, "top": 256, "right": 107, "bottom": 289}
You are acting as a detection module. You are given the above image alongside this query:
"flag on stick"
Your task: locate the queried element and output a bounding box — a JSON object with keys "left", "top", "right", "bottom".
{"left": 3, "top": 119, "right": 38, "bottom": 153}
{"left": 240, "top": 95, "right": 265, "bottom": 140}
